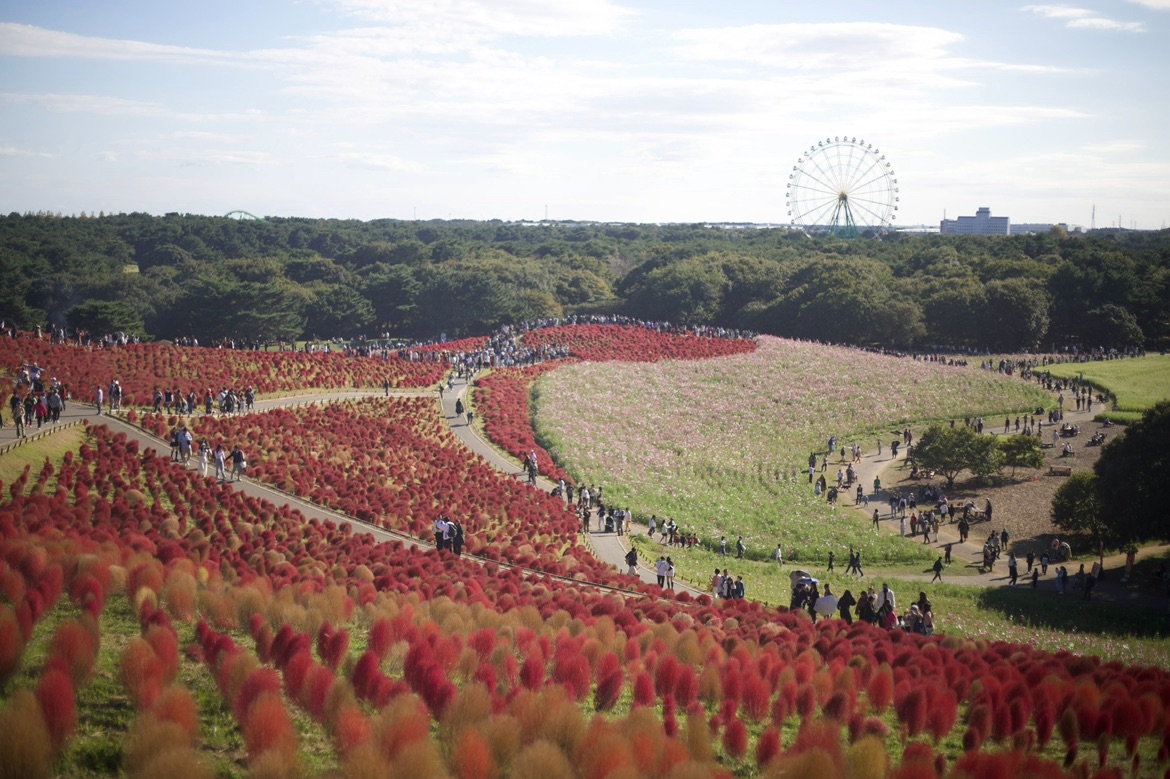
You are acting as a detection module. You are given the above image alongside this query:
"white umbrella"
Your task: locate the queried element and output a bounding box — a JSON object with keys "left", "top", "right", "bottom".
{"left": 814, "top": 595, "right": 838, "bottom": 616}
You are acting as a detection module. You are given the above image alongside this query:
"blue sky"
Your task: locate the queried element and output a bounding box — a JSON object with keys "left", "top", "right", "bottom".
{"left": 1, "top": 0, "right": 1167, "bottom": 228}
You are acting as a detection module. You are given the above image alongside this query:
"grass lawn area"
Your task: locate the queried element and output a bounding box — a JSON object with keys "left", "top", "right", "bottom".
{"left": 0, "top": 424, "right": 86, "bottom": 486}
{"left": 1046, "top": 354, "right": 1170, "bottom": 421}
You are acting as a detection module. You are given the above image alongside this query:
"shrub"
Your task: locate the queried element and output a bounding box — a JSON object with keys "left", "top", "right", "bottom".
{"left": 35, "top": 665, "right": 76, "bottom": 754}
{"left": 633, "top": 671, "right": 655, "bottom": 707}
{"left": 722, "top": 717, "right": 749, "bottom": 760}
{"left": 49, "top": 619, "right": 97, "bottom": 687}
{"left": 145, "top": 624, "right": 179, "bottom": 684}
{"left": 0, "top": 689, "right": 53, "bottom": 779}
{"left": 594, "top": 669, "right": 623, "bottom": 712}
{"left": 510, "top": 739, "right": 574, "bottom": 779}
{"left": 150, "top": 685, "right": 200, "bottom": 744}
{"left": 368, "top": 617, "right": 394, "bottom": 661}
{"left": 0, "top": 605, "right": 25, "bottom": 686}
{"left": 756, "top": 725, "right": 781, "bottom": 767}
{"left": 451, "top": 726, "right": 495, "bottom": 779}
{"left": 241, "top": 693, "right": 298, "bottom": 761}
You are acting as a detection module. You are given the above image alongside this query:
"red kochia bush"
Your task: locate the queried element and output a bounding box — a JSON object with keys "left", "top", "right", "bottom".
{"left": 756, "top": 725, "right": 782, "bottom": 767}
{"left": 594, "top": 669, "right": 623, "bottom": 712}
{"left": 121, "top": 637, "right": 165, "bottom": 710}
{"left": 722, "top": 716, "right": 749, "bottom": 760}
{"left": 241, "top": 693, "right": 297, "bottom": 760}
{"left": 151, "top": 685, "right": 200, "bottom": 743}
{"left": 35, "top": 665, "right": 76, "bottom": 755}
{"left": 633, "top": 671, "right": 655, "bottom": 707}
{"left": 368, "top": 618, "right": 393, "bottom": 661}
{"left": 49, "top": 620, "right": 96, "bottom": 688}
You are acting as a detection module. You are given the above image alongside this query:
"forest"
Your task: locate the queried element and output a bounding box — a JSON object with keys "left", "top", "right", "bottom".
{"left": 0, "top": 212, "right": 1166, "bottom": 351}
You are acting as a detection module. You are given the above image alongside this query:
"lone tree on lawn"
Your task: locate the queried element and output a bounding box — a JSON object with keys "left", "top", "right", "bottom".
{"left": 998, "top": 435, "right": 1044, "bottom": 477}
{"left": 1052, "top": 401, "right": 1170, "bottom": 545}
{"left": 912, "top": 424, "right": 999, "bottom": 489}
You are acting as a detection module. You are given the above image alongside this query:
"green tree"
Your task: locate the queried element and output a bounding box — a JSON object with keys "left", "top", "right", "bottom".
{"left": 912, "top": 424, "right": 982, "bottom": 489}
{"left": 305, "top": 286, "right": 375, "bottom": 338}
{"left": 969, "top": 435, "right": 1005, "bottom": 481}
{"left": 65, "top": 299, "right": 145, "bottom": 337}
{"left": 982, "top": 278, "right": 1049, "bottom": 351}
{"left": 1050, "top": 472, "right": 1105, "bottom": 538}
{"left": 1091, "top": 401, "right": 1170, "bottom": 544}
{"left": 997, "top": 435, "right": 1044, "bottom": 477}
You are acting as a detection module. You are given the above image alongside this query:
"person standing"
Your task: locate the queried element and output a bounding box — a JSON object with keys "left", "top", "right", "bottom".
{"left": 774, "top": 544, "right": 783, "bottom": 565}
{"left": 837, "top": 589, "right": 856, "bottom": 625}
{"left": 213, "top": 444, "right": 227, "bottom": 482}
{"left": 736, "top": 536, "right": 745, "bottom": 559}
{"left": 95, "top": 385, "right": 104, "bottom": 415}
{"left": 655, "top": 556, "right": 668, "bottom": 588}
{"left": 827, "top": 551, "right": 835, "bottom": 573}
{"left": 665, "top": 557, "right": 675, "bottom": 590}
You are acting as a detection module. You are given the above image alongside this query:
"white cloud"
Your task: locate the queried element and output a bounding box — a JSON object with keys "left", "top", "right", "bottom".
{"left": 0, "top": 144, "right": 52, "bottom": 158}
{"left": 0, "top": 92, "right": 269, "bottom": 124}
{"left": 321, "top": 0, "right": 635, "bottom": 38}
{"left": 672, "top": 23, "right": 966, "bottom": 71}
{"left": 329, "top": 149, "right": 421, "bottom": 172}
{"left": 1023, "top": 5, "right": 1145, "bottom": 30}
{"left": 1067, "top": 16, "right": 1145, "bottom": 29}
{"left": 0, "top": 22, "right": 244, "bottom": 64}
{"left": 1023, "top": 5, "right": 1094, "bottom": 19}
{"left": 1127, "top": 0, "right": 1170, "bottom": 9}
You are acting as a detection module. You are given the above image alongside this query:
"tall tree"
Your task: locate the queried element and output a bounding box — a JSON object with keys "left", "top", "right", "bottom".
{"left": 1090, "top": 401, "right": 1170, "bottom": 544}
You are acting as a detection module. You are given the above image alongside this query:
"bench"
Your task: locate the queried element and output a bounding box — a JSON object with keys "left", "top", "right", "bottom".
{"left": 1049, "top": 465, "right": 1073, "bottom": 477}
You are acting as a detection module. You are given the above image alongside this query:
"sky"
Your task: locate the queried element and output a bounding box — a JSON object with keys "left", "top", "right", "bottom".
{"left": 1, "top": 0, "right": 1168, "bottom": 229}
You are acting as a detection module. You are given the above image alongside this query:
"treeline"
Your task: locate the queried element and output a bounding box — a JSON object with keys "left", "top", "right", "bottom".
{"left": 0, "top": 212, "right": 1167, "bottom": 350}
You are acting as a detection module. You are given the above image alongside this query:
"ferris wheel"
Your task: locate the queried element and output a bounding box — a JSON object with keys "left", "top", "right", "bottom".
{"left": 786, "top": 137, "right": 899, "bottom": 236}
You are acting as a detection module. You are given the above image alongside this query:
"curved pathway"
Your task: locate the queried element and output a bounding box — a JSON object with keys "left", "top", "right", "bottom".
{"left": 1, "top": 386, "right": 671, "bottom": 599}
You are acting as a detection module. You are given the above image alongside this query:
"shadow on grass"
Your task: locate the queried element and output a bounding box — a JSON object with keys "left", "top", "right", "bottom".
{"left": 975, "top": 581, "right": 1170, "bottom": 641}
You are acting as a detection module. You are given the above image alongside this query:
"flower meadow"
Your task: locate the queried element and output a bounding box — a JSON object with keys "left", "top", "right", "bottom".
{"left": 472, "top": 325, "right": 757, "bottom": 485}
{"left": 533, "top": 336, "right": 1051, "bottom": 564}
{"left": 4, "top": 425, "right": 1170, "bottom": 778}
{"left": 0, "top": 338, "right": 446, "bottom": 405}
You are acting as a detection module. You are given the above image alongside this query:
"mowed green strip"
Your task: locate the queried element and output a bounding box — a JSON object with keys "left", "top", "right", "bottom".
{"left": 1046, "top": 355, "right": 1170, "bottom": 416}
{"left": 534, "top": 337, "right": 1049, "bottom": 566}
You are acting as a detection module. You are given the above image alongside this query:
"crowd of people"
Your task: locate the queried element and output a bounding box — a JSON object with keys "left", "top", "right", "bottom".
{"left": 5, "top": 363, "right": 69, "bottom": 436}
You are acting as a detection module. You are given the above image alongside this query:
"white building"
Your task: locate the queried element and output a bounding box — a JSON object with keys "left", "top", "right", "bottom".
{"left": 940, "top": 207, "right": 1009, "bottom": 236}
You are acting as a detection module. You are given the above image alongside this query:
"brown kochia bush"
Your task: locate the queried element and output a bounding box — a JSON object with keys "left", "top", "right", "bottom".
{"left": 0, "top": 689, "right": 53, "bottom": 779}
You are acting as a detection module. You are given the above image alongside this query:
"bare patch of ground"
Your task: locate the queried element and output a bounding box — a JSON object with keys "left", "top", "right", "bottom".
{"left": 889, "top": 422, "right": 1108, "bottom": 558}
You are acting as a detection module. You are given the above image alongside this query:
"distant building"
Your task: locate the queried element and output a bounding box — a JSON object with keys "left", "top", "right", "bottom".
{"left": 940, "top": 207, "right": 1009, "bottom": 236}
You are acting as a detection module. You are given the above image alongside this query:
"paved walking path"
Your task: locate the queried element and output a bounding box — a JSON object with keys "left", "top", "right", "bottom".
{"left": 1, "top": 385, "right": 667, "bottom": 598}
{"left": 441, "top": 376, "right": 702, "bottom": 595}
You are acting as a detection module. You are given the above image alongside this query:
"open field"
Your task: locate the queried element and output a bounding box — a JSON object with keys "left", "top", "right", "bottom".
{"left": 534, "top": 336, "right": 1050, "bottom": 565}
{"left": 1046, "top": 354, "right": 1170, "bottom": 421}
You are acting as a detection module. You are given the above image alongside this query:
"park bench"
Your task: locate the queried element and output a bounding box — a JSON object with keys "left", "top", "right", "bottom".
{"left": 1049, "top": 465, "right": 1073, "bottom": 477}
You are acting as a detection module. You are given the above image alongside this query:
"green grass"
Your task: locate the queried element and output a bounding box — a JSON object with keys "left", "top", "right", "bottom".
{"left": 1046, "top": 354, "right": 1170, "bottom": 420}
{"left": 0, "top": 424, "right": 86, "bottom": 487}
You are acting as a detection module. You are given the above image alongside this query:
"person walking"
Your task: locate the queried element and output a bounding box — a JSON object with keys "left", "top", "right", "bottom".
{"left": 827, "top": 551, "right": 835, "bottom": 573}
{"left": 931, "top": 556, "right": 944, "bottom": 583}
{"left": 655, "top": 556, "right": 668, "bottom": 588}
{"left": 625, "top": 548, "right": 638, "bottom": 576}
{"left": 1008, "top": 553, "right": 1019, "bottom": 586}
